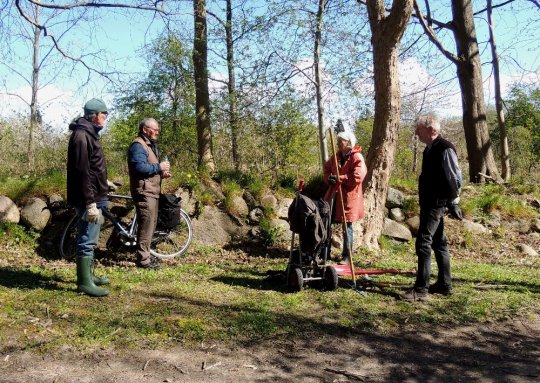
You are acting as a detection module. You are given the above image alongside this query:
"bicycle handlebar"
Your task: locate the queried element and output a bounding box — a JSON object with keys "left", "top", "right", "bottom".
{"left": 107, "top": 193, "right": 132, "bottom": 200}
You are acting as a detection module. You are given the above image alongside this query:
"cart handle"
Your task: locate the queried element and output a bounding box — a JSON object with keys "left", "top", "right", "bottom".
{"left": 298, "top": 178, "right": 304, "bottom": 192}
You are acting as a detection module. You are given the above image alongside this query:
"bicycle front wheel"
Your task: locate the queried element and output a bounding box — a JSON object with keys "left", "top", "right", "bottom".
{"left": 150, "top": 209, "right": 193, "bottom": 259}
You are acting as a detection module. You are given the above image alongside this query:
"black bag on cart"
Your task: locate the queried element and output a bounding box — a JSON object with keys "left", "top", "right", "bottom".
{"left": 156, "top": 193, "right": 181, "bottom": 231}
{"left": 288, "top": 194, "right": 330, "bottom": 254}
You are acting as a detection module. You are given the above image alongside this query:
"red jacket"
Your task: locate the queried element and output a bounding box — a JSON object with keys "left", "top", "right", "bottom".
{"left": 324, "top": 146, "right": 367, "bottom": 223}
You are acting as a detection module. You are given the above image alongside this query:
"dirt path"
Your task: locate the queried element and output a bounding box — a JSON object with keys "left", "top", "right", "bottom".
{"left": 2, "top": 315, "right": 538, "bottom": 383}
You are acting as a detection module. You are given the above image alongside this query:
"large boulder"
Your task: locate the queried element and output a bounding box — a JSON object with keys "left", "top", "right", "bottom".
{"left": 276, "top": 197, "right": 294, "bottom": 220}
{"left": 517, "top": 244, "right": 538, "bottom": 257}
{"left": 406, "top": 216, "right": 420, "bottom": 237}
{"left": 248, "top": 208, "right": 264, "bottom": 224}
{"left": 229, "top": 195, "right": 249, "bottom": 217}
{"left": 176, "top": 188, "right": 196, "bottom": 216}
{"left": 20, "top": 197, "right": 50, "bottom": 231}
{"left": 242, "top": 190, "right": 258, "bottom": 210}
{"left": 389, "top": 207, "right": 405, "bottom": 222}
{"left": 260, "top": 194, "right": 278, "bottom": 210}
{"left": 191, "top": 205, "right": 239, "bottom": 246}
{"left": 382, "top": 218, "right": 412, "bottom": 241}
{"left": 462, "top": 219, "right": 490, "bottom": 235}
{"left": 269, "top": 217, "right": 292, "bottom": 248}
{"left": 532, "top": 218, "right": 540, "bottom": 233}
{"left": 386, "top": 187, "right": 404, "bottom": 209}
{"left": 0, "top": 196, "right": 20, "bottom": 224}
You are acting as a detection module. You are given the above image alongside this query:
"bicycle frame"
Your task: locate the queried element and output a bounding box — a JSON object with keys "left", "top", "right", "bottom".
{"left": 102, "top": 193, "right": 137, "bottom": 242}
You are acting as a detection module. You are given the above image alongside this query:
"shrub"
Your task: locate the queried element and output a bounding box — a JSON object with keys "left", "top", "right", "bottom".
{"left": 259, "top": 217, "right": 282, "bottom": 247}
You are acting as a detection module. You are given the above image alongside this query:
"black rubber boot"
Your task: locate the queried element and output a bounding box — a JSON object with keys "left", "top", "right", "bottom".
{"left": 76, "top": 257, "right": 109, "bottom": 297}
{"left": 91, "top": 259, "right": 110, "bottom": 286}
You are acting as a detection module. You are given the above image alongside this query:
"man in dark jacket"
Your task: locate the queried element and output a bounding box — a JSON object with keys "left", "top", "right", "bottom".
{"left": 402, "top": 114, "right": 462, "bottom": 301}
{"left": 128, "top": 118, "right": 170, "bottom": 269}
{"left": 67, "top": 98, "right": 111, "bottom": 297}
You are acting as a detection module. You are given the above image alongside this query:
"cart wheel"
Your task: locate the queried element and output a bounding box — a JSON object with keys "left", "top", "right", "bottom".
{"left": 287, "top": 267, "right": 304, "bottom": 292}
{"left": 324, "top": 265, "right": 338, "bottom": 291}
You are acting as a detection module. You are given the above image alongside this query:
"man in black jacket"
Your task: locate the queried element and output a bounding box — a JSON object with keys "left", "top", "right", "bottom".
{"left": 402, "top": 114, "right": 462, "bottom": 301}
{"left": 66, "top": 98, "right": 111, "bottom": 297}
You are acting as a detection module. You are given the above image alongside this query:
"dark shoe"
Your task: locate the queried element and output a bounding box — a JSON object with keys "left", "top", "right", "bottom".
{"left": 428, "top": 283, "right": 453, "bottom": 296}
{"left": 137, "top": 257, "right": 161, "bottom": 270}
{"left": 401, "top": 287, "right": 430, "bottom": 301}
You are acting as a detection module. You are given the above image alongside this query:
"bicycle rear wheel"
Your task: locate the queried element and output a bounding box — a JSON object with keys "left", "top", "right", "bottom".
{"left": 150, "top": 209, "right": 193, "bottom": 259}
{"left": 59, "top": 213, "right": 79, "bottom": 260}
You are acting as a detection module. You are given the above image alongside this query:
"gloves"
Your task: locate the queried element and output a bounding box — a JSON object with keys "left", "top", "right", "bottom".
{"left": 447, "top": 202, "right": 463, "bottom": 220}
{"left": 328, "top": 175, "right": 338, "bottom": 185}
{"left": 107, "top": 179, "right": 118, "bottom": 191}
{"left": 85, "top": 203, "right": 101, "bottom": 224}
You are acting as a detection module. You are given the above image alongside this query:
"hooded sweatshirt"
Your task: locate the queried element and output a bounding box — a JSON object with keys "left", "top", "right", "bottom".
{"left": 66, "top": 117, "right": 109, "bottom": 206}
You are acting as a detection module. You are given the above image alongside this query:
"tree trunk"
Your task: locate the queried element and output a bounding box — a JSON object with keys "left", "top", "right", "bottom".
{"left": 193, "top": 0, "right": 216, "bottom": 173}
{"left": 28, "top": 7, "right": 41, "bottom": 170}
{"left": 314, "top": 0, "right": 328, "bottom": 169}
{"left": 226, "top": 0, "right": 241, "bottom": 171}
{"left": 452, "top": 0, "right": 501, "bottom": 183}
{"left": 487, "top": 0, "right": 510, "bottom": 181}
{"left": 362, "top": 0, "right": 413, "bottom": 249}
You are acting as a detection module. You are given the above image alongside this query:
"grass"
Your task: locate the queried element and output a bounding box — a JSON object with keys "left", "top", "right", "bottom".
{"left": 1, "top": 234, "right": 538, "bottom": 354}
{"left": 461, "top": 183, "right": 537, "bottom": 219}
{"left": 0, "top": 170, "right": 66, "bottom": 202}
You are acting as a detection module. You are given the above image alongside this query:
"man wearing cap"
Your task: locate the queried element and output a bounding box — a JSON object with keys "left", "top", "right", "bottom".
{"left": 66, "top": 98, "right": 111, "bottom": 297}
{"left": 324, "top": 130, "right": 368, "bottom": 265}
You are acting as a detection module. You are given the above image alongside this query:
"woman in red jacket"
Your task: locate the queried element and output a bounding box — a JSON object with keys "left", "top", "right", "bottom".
{"left": 324, "top": 131, "right": 367, "bottom": 264}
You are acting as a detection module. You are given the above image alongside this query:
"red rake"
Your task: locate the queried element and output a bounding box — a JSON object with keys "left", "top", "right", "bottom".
{"left": 333, "top": 264, "right": 399, "bottom": 276}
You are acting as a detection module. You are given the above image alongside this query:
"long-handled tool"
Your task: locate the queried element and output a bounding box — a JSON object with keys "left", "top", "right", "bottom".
{"left": 328, "top": 127, "right": 365, "bottom": 295}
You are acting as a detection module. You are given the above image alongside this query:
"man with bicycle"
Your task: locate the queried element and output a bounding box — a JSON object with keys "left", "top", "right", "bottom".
{"left": 66, "top": 98, "right": 112, "bottom": 297}
{"left": 128, "top": 118, "right": 171, "bottom": 269}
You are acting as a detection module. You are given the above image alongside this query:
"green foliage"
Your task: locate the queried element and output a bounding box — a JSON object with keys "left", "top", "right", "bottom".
{"left": 0, "top": 170, "right": 65, "bottom": 201}
{"left": 354, "top": 116, "right": 373, "bottom": 154}
{"left": 0, "top": 222, "right": 39, "bottom": 248}
{"left": 490, "top": 83, "right": 540, "bottom": 179}
{"left": 401, "top": 196, "right": 419, "bottom": 217}
{"left": 0, "top": 117, "right": 67, "bottom": 178}
{"left": 110, "top": 34, "right": 197, "bottom": 172}
{"left": 259, "top": 217, "right": 282, "bottom": 247}
{"left": 222, "top": 179, "right": 242, "bottom": 214}
{"left": 462, "top": 184, "right": 537, "bottom": 219}
{"left": 213, "top": 91, "right": 320, "bottom": 184}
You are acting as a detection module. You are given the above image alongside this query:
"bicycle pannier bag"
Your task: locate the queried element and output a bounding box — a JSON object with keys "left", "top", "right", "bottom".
{"left": 157, "top": 193, "right": 181, "bottom": 231}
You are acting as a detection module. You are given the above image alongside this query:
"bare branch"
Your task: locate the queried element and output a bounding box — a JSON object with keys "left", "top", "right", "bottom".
{"left": 269, "top": 45, "right": 317, "bottom": 87}
{"left": 3, "top": 91, "right": 30, "bottom": 106}
{"left": 474, "top": 0, "right": 517, "bottom": 16}
{"left": 15, "top": 0, "right": 120, "bottom": 82}
{"left": 25, "top": 0, "right": 167, "bottom": 13}
{"left": 412, "top": 0, "right": 461, "bottom": 64}
{"left": 528, "top": 0, "right": 540, "bottom": 9}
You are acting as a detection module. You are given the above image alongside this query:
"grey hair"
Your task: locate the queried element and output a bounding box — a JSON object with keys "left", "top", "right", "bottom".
{"left": 139, "top": 117, "right": 158, "bottom": 133}
{"left": 415, "top": 113, "right": 441, "bottom": 133}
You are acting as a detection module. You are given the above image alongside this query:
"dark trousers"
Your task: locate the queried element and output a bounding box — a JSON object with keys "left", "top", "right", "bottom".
{"left": 134, "top": 194, "right": 159, "bottom": 265}
{"left": 414, "top": 205, "right": 452, "bottom": 292}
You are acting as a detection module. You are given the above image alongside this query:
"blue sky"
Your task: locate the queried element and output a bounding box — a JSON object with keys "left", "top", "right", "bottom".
{"left": 0, "top": 1, "right": 538, "bottom": 132}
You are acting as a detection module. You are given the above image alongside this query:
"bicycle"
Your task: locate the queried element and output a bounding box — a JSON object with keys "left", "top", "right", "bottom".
{"left": 59, "top": 193, "right": 193, "bottom": 260}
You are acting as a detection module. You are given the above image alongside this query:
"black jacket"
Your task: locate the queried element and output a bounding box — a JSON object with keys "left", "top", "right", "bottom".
{"left": 66, "top": 117, "right": 109, "bottom": 206}
{"left": 419, "top": 136, "right": 458, "bottom": 208}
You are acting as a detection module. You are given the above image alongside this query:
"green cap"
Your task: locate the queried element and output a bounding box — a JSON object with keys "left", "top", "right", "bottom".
{"left": 84, "top": 98, "right": 108, "bottom": 115}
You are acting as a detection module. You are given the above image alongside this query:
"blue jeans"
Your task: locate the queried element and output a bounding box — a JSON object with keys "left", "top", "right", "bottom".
{"left": 74, "top": 201, "right": 109, "bottom": 259}
{"left": 341, "top": 222, "right": 354, "bottom": 260}
{"left": 414, "top": 205, "right": 452, "bottom": 292}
